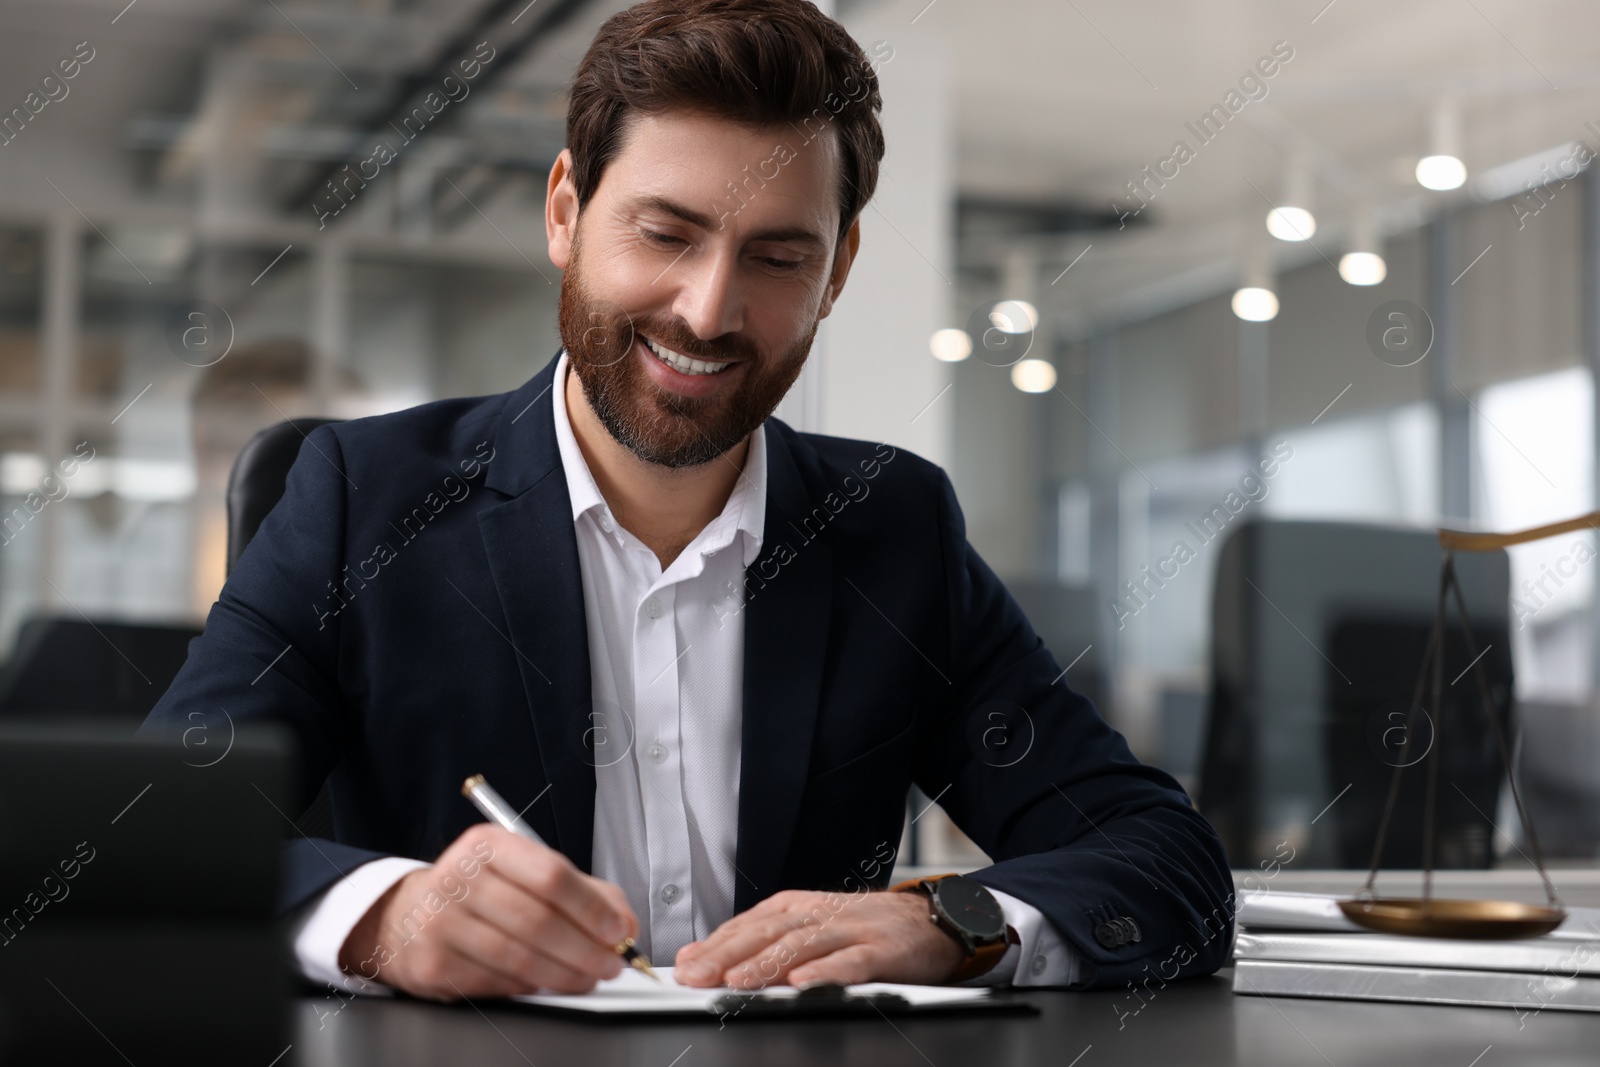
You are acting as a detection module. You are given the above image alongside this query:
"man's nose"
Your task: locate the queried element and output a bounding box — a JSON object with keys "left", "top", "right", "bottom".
{"left": 670, "top": 250, "right": 745, "bottom": 340}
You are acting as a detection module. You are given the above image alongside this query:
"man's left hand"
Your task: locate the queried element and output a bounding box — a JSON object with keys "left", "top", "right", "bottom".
{"left": 673, "top": 889, "right": 967, "bottom": 989}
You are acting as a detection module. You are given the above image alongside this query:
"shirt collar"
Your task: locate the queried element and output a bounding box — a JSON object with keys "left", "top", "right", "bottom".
{"left": 550, "top": 351, "right": 767, "bottom": 568}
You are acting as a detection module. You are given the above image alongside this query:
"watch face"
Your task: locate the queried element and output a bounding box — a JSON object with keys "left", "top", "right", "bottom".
{"left": 932, "top": 877, "right": 1007, "bottom": 942}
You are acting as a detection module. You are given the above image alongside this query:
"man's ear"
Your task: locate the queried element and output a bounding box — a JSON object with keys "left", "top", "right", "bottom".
{"left": 546, "top": 148, "right": 580, "bottom": 269}
{"left": 817, "top": 216, "right": 861, "bottom": 320}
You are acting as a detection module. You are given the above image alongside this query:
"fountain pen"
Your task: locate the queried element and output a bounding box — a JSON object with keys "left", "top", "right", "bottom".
{"left": 461, "top": 774, "right": 661, "bottom": 983}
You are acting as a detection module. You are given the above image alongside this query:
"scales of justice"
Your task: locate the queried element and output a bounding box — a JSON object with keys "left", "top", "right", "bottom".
{"left": 1338, "top": 512, "right": 1595, "bottom": 939}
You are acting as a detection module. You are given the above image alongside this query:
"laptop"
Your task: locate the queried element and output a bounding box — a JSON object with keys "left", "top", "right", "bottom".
{"left": 0, "top": 720, "right": 295, "bottom": 1066}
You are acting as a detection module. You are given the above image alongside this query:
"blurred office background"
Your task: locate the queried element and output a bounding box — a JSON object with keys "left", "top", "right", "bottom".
{"left": 2, "top": 0, "right": 1599, "bottom": 866}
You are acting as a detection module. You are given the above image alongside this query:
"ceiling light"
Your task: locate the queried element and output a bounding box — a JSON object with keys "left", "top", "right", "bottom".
{"left": 1416, "top": 100, "right": 1466, "bottom": 191}
{"left": 1232, "top": 286, "right": 1279, "bottom": 322}
{"left": 1266, "top": 206, "right": 1316, "bottom": 242}
{"left": 1266, "top": 157, "right": 1316, "bottom": 242}
{"left": 1416, "top": 155, "right": 1467, "bottom": 191}
{"left": 1338, "top": 252, "right": 1387, "bottom": 286}
{"left": 1234, "top": 250, "right": 1279, "bottom": 321}
{"left": 1011, "top": 359, "right": 1056, "bottom": 393}
{"left": 1338, "top": 207, "right": 1387, "bottom": 285}
{"left": 989, "top": 299, "right": 1038, "bottom": 335}
{"left": 930, "top": 328, "right": 972, "bottom": 362}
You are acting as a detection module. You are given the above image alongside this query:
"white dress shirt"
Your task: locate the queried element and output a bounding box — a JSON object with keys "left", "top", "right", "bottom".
{"left": 289, "top": 353, "right": 1078, "bottom": 990}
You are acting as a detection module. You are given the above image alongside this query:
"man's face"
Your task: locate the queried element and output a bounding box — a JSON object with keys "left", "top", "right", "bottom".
{"left": 550, "top": 111, "right": 855, "bottom": 468}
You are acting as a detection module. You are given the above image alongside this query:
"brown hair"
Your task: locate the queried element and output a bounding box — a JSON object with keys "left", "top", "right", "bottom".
{"left": 567, "top": 0, "right": 887, "bottom": 240}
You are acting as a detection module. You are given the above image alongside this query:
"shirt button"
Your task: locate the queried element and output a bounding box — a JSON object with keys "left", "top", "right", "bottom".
{"left": 644, "top": 597, "right": 662, "bottom": 619}
{"left": 647, "top": 742, "right": 667, "bottom": 764}
{"left": 660, "top": 883, "right": 681, "bottom": 904}
{"left": 598, "top": 512, "right": 615, "bottom": 533}
{"left": 1031, "top": 954, "right": 1048, "bottom": 976}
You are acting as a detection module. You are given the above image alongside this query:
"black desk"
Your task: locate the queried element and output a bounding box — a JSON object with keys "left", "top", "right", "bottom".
{"left": 294, "top": 870, "right": 1600, "bottom": 1066}
{"left": 293, "top": 965, "right": 1596, "bottom": 1067}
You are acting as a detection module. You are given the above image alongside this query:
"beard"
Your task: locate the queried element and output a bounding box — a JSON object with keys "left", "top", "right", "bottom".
{"left": 557, "top": 233, "right": 816, "bottom": 469}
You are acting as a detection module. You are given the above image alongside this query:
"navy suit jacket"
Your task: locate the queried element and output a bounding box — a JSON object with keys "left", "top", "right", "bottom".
{"left": 143, "top": 354, "right": 1233, "bottom": 989}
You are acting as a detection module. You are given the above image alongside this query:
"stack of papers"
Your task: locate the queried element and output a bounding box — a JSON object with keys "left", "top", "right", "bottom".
{"left": 1233, "top": 892, "right": 1600, "bottom": 1016}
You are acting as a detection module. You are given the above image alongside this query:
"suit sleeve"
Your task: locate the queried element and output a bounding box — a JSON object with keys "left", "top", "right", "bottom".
{"left": 915, "top": 469, "right": 1235, "bottom": 990}
{"left": 139, "top": 425, "right": 390, "bottom": 913}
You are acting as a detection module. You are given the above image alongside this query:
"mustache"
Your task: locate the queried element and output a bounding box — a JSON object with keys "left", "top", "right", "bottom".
{"left": 630, "top": 317, "right": 760, "bottom": 363}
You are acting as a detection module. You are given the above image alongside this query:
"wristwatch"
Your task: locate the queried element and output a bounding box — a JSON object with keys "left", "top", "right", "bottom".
{"left": 890, "top": 873, "right": 1019, "bottom": 983}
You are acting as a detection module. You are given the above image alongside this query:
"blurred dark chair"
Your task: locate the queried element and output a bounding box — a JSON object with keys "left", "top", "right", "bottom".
{"left": 227, "top": 418, "right": 341, "bottom": 571}
{"left": 228, "top": 418, "right": 342, "bottom": 838}
{"left": 1198, "top": 519, "right": 1513, "bottom": 870}
{"left": 0, "top": 616, "right": 202, "bottom": 725}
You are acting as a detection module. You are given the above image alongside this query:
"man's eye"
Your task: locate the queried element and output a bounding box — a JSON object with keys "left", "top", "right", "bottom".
{"left": 761, "top": 257, "right": 802, "bottom": 271}
{"left": 640, "top": 229, "right": 684, "bottom": 248}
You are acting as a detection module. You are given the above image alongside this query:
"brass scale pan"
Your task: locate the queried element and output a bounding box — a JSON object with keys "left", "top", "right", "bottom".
{"left": 1338, "top": 513, "right": 1587, "bottom": 940}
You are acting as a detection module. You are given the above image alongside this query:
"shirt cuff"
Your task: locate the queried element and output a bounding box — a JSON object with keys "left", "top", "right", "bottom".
{"left": 957, "top": 888, "right": 1080, "bottom": 987}
{"left": 287, "top": 856, "right": 430, "bottom": 995}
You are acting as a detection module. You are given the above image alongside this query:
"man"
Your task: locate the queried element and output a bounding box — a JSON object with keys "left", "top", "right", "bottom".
{"left": 145, "top": 0, "right": 1233, "bottom": 1002}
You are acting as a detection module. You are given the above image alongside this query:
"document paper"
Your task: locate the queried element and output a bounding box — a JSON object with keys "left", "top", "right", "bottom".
{"left": 512, "top": 966, "right": 997, "bottom": 1015}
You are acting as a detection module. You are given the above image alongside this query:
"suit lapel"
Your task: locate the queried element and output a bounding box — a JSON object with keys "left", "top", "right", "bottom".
{"left": 735, "top": 422, "right": 833, "bottom": 911}
{"left": 476, "top": 358, "right": 597, "bottom": 873}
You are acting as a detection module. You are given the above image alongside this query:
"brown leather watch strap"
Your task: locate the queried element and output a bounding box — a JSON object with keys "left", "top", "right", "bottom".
{"left": 947, "top": 934, "right": 1015, "bottom": 983}
{"left": 889, "top": 874, "right": 1019, "bottom": 983}
{"left": 883, "top": 876, "right": 953, "bottom": 895}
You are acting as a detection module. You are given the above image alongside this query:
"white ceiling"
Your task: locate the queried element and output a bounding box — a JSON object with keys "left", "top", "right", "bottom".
{"left": 1, "top": 0, "right": 1597, "bottom": 328}
{"left": 936, "top": 0, "right": 1600, "bottom": 326}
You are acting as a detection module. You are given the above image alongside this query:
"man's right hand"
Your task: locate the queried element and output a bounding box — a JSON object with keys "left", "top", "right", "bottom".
{"left": 336, "top": 823, "right": 639, "bottom": 1001}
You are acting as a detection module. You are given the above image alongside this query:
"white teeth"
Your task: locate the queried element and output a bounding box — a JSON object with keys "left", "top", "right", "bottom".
{"left": 645, "top": 338, "right": 734, "bottom": 376}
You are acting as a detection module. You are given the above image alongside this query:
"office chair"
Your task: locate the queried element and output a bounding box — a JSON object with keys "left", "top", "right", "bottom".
{"left": 226, "top": 418, "right": 341, "bottom": 572}
{"left": 0, "top": 616, "right": 203, "bottom": 723}
{"left": 1198, "top": 519, "right": 1513, "bottom": 870}
{"left": 227, "top": 418, "right": 342, "bottom": 838}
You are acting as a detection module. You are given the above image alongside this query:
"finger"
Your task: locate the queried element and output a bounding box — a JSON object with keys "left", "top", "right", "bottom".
{"left": 682, "top": 890, "right": 826, "bottom": 963}
{"left": 679, "top": 910, "right": 844, "bottom": 986}
{"left": 785, "top": 944, "right": 880, "bottom": 989}
{"left": 679, "top": 890, "right": 793, "bottom": 954}
{"left": 397, "top": 941, "right": 529, "bottom": 1002}
{"left": 674, "top": 912, "right": 794, "bottom": 983}
{"left": 588, "top": 877, "right": 640, "bottom": 943}
{"left": 465, "top": 868, "right": 626, "bottom": 981}
{"left": 724, "top": 924, "right": 854, "bottom": 990}
{"left": 443, "top": 912, "right": 605, "bottom": 995}
{"left": 478, "top": 826, "right": 631, "bottom": 945}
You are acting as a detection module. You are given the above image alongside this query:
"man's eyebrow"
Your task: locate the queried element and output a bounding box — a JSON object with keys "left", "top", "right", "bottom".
{"left": 631, "top": 195, "right": 829, "bottom": 250}
{"left": 634, "top": 195, "right": 717, "bottom": 231}
{"left": 746, "top": 225, "right": 829, "bottom": 249}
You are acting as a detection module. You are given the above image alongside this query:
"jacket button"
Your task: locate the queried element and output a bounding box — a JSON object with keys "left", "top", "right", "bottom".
{"left": 1094, "top": 917, "right": 1141, "bottom": 949}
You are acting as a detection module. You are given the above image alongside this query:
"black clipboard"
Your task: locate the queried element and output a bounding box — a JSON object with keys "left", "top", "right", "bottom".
{"left": 710, "top": 983, "right": 1040, "bottom": 1021}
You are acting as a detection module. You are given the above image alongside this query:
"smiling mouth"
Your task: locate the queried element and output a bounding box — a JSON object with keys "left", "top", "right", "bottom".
{"left": 645, "top": 337, "right": 736, "bottom": 376}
